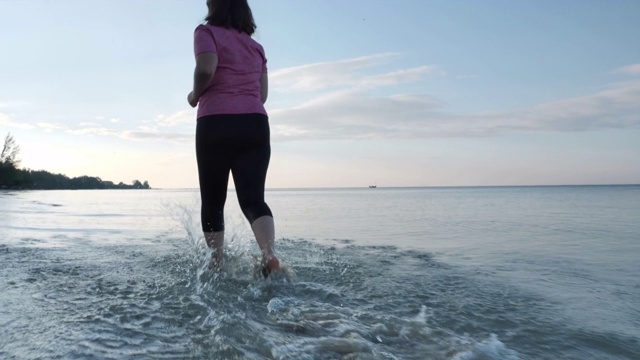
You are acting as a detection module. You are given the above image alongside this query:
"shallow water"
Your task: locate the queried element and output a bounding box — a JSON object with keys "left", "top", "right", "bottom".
{"left": 1, "top": 187, "right": 639, "bottom": 359}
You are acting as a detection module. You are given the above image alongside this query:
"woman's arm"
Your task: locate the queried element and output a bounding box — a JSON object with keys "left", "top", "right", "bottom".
{"left": 259, "top": 72, "right": 268, "bottom": 104}
{"left": 189, "top": 52, "right": 218, "bottom": 107}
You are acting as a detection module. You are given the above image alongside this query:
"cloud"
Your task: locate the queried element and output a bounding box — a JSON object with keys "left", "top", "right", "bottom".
{"left": 270, "top": 53, "right": 442, "bottom": 92}
{"left": 270, "top": 90, "right": 443, "bottom": 140}
{"left": 36, "top": 122, "right": 66, "bottom": 132}
{"left": 522, "top": 80, "right": 640, "bottom": 131}
{"left": 4, "top": 115, "right": 192, "bottom": 144}
{"left": 78, "top": 121, "right": 99, "bottom": 127}
{"left": 66, "top": 127, "right": 119, "bottom": 137}
{"left": 121, "top": 131, "right": 192, "bottom": 142}
{"left": 0, "top": 112, "right": 36, "bottom": 130}
{"left": 613, "top": 64, "right": 640, "bottom": 76}
{"left": 0, "top": 101, "right": 30, "bottom": 109}
{"left": 65, "top": 125, "right": 192, "bottom": 143}
{"left": 6, "top": 59, "right": 639, "bottom": 145}
{"left": 269, "top": 78, "right": 640, "bottom": 141}
{"left": 27, "top": 109, "right": 197, "bottom": 143}
{"left": 265, "top": 59, "right": 640, "bottom": 140}
{"left": 155, "top": 110, "right": 194, "bottom": 127}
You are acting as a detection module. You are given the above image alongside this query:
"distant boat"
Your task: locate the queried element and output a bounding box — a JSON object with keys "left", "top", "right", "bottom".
{"left": 368, "top": 185, "right": 377, "bottom": 188}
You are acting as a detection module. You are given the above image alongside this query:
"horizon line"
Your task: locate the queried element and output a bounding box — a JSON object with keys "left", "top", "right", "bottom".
{"left": 148, "top": 183, "right": 640, "bottom": 191}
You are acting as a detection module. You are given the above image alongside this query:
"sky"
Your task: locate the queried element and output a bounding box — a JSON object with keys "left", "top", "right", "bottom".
{"left": 1, "top": 0, "right": 639, "bottom": 189}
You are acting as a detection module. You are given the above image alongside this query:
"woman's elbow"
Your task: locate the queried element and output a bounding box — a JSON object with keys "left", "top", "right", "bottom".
{"left": 259, "top": 73, "right": 268, "bottom": 104}
{"left": 195, "top": 67, "right": 215, "bottom": 78}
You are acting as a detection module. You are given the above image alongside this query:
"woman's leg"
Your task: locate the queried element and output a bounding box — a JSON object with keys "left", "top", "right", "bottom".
{"left": 250, "top": 215, "right": 280, "bottom": 271}
{"left": 204, "top": 231, "right": 224, "bottom": 270}
{"left": 196, "top": 117, "right": 231, "bottom": 269}
{"left": 231, "top": 115, "right": 281, "bottom": 274}
{"left": 233, "top": 154, "right": 280, "bottom": 272}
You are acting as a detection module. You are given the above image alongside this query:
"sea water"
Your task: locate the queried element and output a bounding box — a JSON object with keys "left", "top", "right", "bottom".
{"left": 0, "top": 186, "right": 638, "bottom": 359}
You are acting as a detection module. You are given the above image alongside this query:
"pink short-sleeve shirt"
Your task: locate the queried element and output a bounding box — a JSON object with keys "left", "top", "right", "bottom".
{"left": 193, "top": 25, "right": 268, "bottom": 118}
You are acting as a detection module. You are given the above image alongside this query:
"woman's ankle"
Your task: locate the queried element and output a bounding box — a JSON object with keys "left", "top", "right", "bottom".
{"left": 263, "top": 253, "right": 281, "bottom": 271}
{"left": 209, "top": 249, "right": 223, "bottom": 270}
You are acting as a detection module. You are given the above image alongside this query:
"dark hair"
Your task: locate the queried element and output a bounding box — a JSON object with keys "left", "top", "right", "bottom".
{"left": 205, "top": 0, "right": 257, "bottom": 35}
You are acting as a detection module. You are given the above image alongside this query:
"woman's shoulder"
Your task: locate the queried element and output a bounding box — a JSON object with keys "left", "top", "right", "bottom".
{"left": 196, "top": 24, "right": 238, "bottom": 36}
{"left": 195, "top": 24, "right": 264, "bottom": 50}
{"left": 194, "top": 25, "right": 236, "bottom": 43}
{"left": 195, "top": 24, "right": 257, "bottom": 37}
{"left": 195, "top": 24, "right": 222, "bottom": 33}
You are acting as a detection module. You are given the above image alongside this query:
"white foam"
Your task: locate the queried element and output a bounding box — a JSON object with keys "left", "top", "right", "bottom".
{"left": 267, "top": 297, "right": 286, "bottom": 314}
{"left": 415, "top": 304, "right": 429, "bottom": 324}
{"left": 452, "top": 334, "right": 519, "bottom": 360}
{"left": 399, "top": 305, "right": 433, "bottom": 339}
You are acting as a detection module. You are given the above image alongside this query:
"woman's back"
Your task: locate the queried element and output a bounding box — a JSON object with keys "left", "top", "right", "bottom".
{"left": 194, "top": 24, "right": 267, "bottom": 118}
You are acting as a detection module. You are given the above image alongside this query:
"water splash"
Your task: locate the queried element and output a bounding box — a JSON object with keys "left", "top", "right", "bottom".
{"left": 452, "top": 334, "right": 519, "bottom": 360}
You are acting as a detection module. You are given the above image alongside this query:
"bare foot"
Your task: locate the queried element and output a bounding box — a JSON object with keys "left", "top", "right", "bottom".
{"left": 266, "top": 256, "right": 281, "bottom": 272}
{"left": 208, "top": 250, "right": 223, "bottom": 271}
{"left": 261, "top": 255, "right": 281, "bottom": 278}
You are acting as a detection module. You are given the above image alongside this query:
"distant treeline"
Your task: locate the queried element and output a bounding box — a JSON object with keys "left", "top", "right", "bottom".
{"left": 1, "top": 133, "right": 150, "bottom": 190}
{"left": 0, "top": 168, "right": 151, "bottom": 190}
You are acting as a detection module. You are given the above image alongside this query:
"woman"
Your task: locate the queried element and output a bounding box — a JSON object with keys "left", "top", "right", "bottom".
{"left": 188, "top": 0, "right": 281, "bottom": 276}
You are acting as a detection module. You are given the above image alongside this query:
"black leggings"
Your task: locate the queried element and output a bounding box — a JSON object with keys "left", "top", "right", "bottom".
{"left": 196, "top": 113, "right": 273, "bottom": 232}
